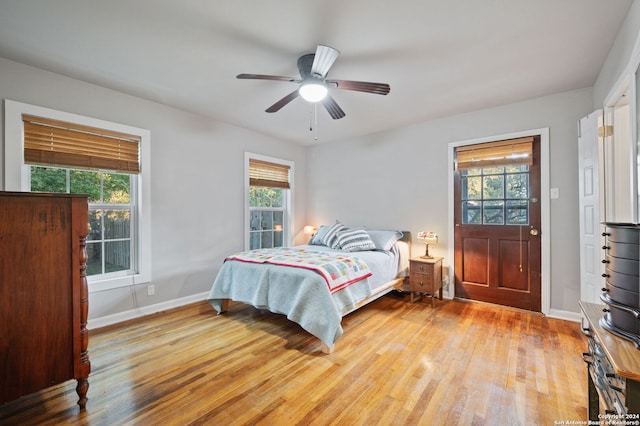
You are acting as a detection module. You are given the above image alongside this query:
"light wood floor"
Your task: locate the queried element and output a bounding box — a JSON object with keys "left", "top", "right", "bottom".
{"left": 0, "top": 294, "right": 587, "bottom": 425}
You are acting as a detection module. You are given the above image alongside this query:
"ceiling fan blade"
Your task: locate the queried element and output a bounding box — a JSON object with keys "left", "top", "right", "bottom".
{"left": 266, "top": 90, "right": 300, "bottom": 113}
{"left": 322, "top": 95, "right": 345, "bottom": 120}
{"left": 326, "top": 79, "right": 390, "bottom": 95}
{"left": 311, "top": 45, "right": 339, "bottom": 79}
{"left": 237, "top": 73, "right": 300, "bottom": 83}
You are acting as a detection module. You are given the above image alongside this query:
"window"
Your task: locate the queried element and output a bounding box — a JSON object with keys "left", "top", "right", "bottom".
{"left": 456, "top": 137, "right": 533, "bottom": 226}
{"left": 460, "top": 165, "right": 530, "bottom": 225}
{"left": 245, "top": 154, "right": 293, "bottom": 250}
{"left": 31, "top": 166, "right": 136, "bottom": 277}
{"left": 4, "top": 100, "right": 151, "bottom": 291}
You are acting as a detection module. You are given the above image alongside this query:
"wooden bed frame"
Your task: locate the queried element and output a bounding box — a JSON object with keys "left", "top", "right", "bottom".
{"left": 218, "top": 231, "right": 411, "bottom": 354}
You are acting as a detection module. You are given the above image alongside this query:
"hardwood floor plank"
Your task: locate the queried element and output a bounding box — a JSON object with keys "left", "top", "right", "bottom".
{"left": 0, "top": 296, "right": 588, "bottom": 425}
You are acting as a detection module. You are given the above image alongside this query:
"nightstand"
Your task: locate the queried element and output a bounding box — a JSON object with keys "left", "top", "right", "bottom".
{"left": 409, "top": 257, "right": 443, "bottom": 306}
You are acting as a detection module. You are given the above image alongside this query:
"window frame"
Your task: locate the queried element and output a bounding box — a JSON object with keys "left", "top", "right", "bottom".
{"left": 244, "top": 152, "right": 293, "bottom": 251}
{"left": 4, "top": 99, "right": 151, "bottom": 292}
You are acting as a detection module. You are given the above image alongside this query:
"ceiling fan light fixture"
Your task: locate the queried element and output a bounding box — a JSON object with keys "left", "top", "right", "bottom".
{"left": 237, "top": 44, "right": 388, "bottom": 119}
{"left": 299, "top": 82, "right": 328, "bottom": 102}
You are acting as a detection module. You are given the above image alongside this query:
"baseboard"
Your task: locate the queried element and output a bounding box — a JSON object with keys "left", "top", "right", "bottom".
{"left": 87, "top": 290, "right": 584, "bottom": 330}
{"left": 547, "top": 308, "right": 582, "bottom": 323}
{"left": 453, "top": 297, "right": 583, "bottom": 322}
{"left": 88, "top": 291, "right": 210, "bottom": 330}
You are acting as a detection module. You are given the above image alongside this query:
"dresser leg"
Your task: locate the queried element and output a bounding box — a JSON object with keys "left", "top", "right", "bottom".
{"left": 587, "top": 369, "right": 598, "bottom": 421}
{"left": 76, "top": 378, "right": 89, "bottom": 409}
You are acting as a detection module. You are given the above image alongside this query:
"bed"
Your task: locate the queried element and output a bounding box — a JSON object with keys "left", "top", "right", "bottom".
{"left": 207, "top": 224, "right": 410, "bottom": 353}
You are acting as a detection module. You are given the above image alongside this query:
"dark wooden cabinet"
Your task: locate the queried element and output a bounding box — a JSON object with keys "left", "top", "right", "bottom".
{"left": 0, "top": 191, "right": 90, "bottom": 408}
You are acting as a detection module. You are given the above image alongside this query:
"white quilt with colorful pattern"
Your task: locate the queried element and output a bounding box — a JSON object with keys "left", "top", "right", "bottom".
{"left": 225, "top": 247, "right": 372, "bottom": 293}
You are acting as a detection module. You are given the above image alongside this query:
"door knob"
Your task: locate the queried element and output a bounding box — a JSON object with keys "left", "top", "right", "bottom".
{"left": 530, "top": 228, "right": 539, "bottom": 236}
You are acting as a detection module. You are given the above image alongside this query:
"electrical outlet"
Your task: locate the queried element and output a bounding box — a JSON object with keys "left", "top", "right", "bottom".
{"left": 147, "top": 284, "right": 155, "bottom": 296}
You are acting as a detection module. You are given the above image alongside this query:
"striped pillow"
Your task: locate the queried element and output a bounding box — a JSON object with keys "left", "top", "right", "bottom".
{"left": 335, "top": 228, "right": 376, "bottom": 252}
{"left": 321, "top": 221, "right": 347, "bottom": 249}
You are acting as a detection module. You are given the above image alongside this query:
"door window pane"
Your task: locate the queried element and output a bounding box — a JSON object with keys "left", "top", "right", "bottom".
{"left": 506, "top": 173, "right": 528, "bottom": 199}
{"left": 483, "top": 201, "right": 504, "bottom": 224}
{"left": 461, "top": 166, "right": 530, "bottom": 225}
{"left": 507, "top": 200, "right": 529, "bottom": 225}
{"left": 463, "top": 201, "right": 482, "bottom": 224}
{"left": 483, "top": 174, "right": 504, "bottom": 199}
{"left": 462, "top": 176, "right": 482, "bottom": 200}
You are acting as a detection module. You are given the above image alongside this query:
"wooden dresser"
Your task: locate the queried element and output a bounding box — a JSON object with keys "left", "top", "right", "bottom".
{"left": 0, "top": 191, "right": 90, "bottom": 409}
{"left": 581, "top": 301, "right": 640, "bottom": 418}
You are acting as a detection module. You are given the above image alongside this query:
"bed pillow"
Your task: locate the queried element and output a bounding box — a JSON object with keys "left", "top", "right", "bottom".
{"left": 321, "top": 221, "right": 347, "bottom": 249}
{"left": 309, "top": 225, "right": 330, "bottom": 246}
{"left": 367, "top": 229, "right": 404, "bottom": 251}
{"left": 335, "top": 228, "right": 376, "bottom": 252}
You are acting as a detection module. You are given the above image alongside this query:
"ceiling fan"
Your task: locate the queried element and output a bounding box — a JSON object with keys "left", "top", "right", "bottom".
{"left": 237, "top": 45, "right": 390, "bottom": 120}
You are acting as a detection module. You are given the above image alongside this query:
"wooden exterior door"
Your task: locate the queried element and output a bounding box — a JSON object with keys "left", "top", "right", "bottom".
{"left": 454, "top": 136, "right": 542, "bottom": 311}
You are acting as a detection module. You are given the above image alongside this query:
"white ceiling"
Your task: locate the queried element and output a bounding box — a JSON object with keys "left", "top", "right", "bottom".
{"left": 0, "top": 0, "right": 633, "bottom": 145}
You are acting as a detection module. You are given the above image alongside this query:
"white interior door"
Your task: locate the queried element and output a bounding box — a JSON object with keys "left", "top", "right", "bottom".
{"left": 578, "top": 110, "right": 604, "bottom": 304}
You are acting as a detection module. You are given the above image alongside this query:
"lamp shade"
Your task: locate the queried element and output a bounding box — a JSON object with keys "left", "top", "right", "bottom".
{"left": 303, "top": 225, "right": 317, "bottom": 235}
{"left": 417, "top": 231, "right": 438, "bottom": 245}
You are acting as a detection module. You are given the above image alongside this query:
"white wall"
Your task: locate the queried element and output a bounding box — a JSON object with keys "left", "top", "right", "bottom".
{"left": 307, "top": 88, "right": 593, "bottom": 314}
{"left": 594, "top": 0, "right": 640, "bottom": 226}
{"left": 594, "top": 0, "right": 640, "bottom": 107}
{"left": 0, "top": 57, "right": 308, "bottom": 323}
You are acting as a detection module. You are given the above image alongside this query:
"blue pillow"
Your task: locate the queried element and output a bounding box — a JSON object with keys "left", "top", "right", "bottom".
{"left": 367, "top": 230, "right": 404, "bottom": 251}
{"left": 309, "top": 225, "right": 329, "bottom": 245}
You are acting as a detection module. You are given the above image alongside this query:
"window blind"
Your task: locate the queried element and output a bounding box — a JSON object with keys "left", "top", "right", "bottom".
{"left": 249, "top": 159, "right": 290, "bottom": 189}
{"left": 22, "top": 114, "right": 141, "bottom": 174}
{"left": 455, "top": 137, "right": 534, "bottom": 170}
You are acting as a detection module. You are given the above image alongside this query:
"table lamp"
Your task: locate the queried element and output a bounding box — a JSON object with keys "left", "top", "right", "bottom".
{"left": 417, "top": 231, "right": 438, "bottom": 259}
{"left": 303, "top": 225, "right": 317, "bottom": 236}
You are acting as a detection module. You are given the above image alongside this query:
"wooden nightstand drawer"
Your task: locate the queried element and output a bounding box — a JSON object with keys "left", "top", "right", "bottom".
{"left": 412, "top": 263, "right": 432, "bottom": 275}
{"left": 410, "top": 277, "right": 430, "bottom": 291}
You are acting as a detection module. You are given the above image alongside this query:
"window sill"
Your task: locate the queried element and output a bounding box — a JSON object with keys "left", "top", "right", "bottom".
{"left": 88, "top": 273, "right": 149, "bottom": 293}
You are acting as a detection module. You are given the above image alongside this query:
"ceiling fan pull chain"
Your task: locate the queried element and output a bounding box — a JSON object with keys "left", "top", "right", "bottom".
{"left": 314, "top": 104, "right": 319, "bottom": 140}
